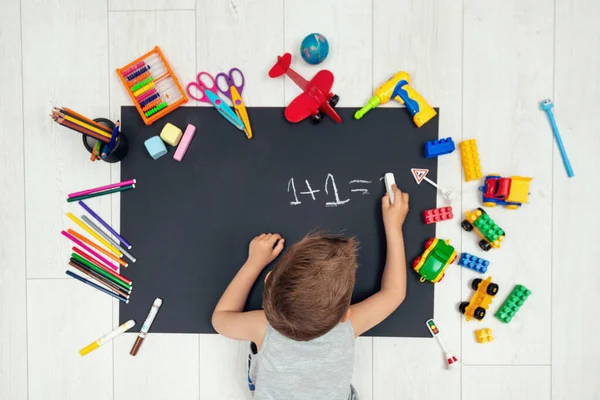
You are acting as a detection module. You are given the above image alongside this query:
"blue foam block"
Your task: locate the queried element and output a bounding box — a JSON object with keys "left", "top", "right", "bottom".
{"left": 458, "top": 252, "right": 489, "bottom": 273}
{"left": 424, "top": 137, "right": 456, "bottom": 159}
{"left": 144, "top": 136, "right": 168, "bottom": 160}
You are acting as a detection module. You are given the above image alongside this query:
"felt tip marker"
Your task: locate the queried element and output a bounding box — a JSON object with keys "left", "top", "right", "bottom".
{"left": 79, "top": 320, "right": 136, "bottom": 356}
{"left": 130, "top": 298, "right": 162, "bottom": 356}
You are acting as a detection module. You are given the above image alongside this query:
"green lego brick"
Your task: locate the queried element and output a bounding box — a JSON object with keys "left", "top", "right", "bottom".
{"left": 474, "top": 213, "right": 504, "bottom": 242}
{"left": 495, "top": 284, "right": 532, "bottom": 323}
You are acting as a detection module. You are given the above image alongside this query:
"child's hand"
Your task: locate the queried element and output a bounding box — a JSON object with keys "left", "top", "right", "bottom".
{"left": 246, "top": 233, "right": 285, "bottom": 270}
{"left": 381, "top": 185, "right": 409, "bottom": 235}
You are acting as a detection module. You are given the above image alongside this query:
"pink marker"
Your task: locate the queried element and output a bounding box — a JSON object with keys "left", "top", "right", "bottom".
{"left": 174, "top": 124, "right": 197, "bottom": 162}
{"left": 68, "top": 179, "right": 136, "bottom": 199}
{"left": 61, "top": 230, "right": 119, "bottom": 272}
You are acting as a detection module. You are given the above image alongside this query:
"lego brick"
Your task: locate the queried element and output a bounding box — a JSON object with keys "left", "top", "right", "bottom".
{"left": 459, "top": 139, "right": 483, "bottom": 182}
{"left": 424, "top": 137, "right": 456, "bottom": 159}
{"left": 423, "top": 206, "right": 453, "bottom": 224}
{"left": 495, "top": 284, "right": 531, "bottom": 323}
{"left": 144, "top": 136, "right": 168, "bottom": 160}
{"left": 160, "top": 122, "right": 183, "bottom": 146}
{"left": 174, "top": 124, "right": 197, "bottom": 162}
{"left": 474, "top": 328, "right": 494, "bottom": 343}
{"left": 458, "top": 253, "right": 489, "bottom": 273}
{"left": 473, "top": 212, "right": 504, "bottom": 242}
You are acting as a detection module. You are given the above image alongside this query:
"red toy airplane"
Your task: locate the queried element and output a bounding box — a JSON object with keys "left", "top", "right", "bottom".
{"left": 269, "top": 53, "right": 341, "bottom": 124}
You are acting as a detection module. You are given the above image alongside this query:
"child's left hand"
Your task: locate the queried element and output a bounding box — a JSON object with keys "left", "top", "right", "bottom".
{"left": 246, "top": 233, "right": 285, "bottom": 270}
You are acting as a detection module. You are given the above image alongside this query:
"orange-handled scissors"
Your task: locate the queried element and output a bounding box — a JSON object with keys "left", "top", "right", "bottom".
{"left": 215, "top": 68, "right": 253, "bottom": 139}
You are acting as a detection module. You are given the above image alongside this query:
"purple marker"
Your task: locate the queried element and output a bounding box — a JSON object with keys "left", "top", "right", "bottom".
{"left": 78, "top": 201, "right": 132, "bottom": 249}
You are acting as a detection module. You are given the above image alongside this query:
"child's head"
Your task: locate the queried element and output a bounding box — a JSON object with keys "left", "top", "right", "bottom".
{"left": 262, "top": 233, "right": 357, "bottom": 341}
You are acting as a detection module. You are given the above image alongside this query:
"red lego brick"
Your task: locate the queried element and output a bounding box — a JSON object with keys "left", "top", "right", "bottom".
{"left": 423, "top": 206, "right": 454, "bottom": 224}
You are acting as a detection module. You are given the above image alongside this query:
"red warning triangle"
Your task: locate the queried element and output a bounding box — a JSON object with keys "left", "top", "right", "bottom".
{"left": 411, "top": 168, "right": 429, "bottom": 184}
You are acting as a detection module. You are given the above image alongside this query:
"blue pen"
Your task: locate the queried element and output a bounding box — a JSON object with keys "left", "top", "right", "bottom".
{"left": 66, "top": 270, "right": 129, "bottom": 303}
{"left": 107, "top": 121, "right": 120, "bottom": 153}
{"left": 541, "top": 99, "right": 574, "bottom": 178}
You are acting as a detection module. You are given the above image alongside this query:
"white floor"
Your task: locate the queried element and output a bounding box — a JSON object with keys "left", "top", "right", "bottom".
{"left": 1, "top": 0, "right": 599, "bottom": 399}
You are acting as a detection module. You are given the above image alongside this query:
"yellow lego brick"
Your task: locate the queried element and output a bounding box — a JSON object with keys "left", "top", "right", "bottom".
{"left": 160, "top": 122, "right": 183, "bottom": 146}
{"left": 474, "top": 328, "right": 494, "bottom": 344}
{"left": 506, "top": 176, "right": 532, "bottom": 204}
{"left": 459, "top": 139, "right": 483, "bottom": 182}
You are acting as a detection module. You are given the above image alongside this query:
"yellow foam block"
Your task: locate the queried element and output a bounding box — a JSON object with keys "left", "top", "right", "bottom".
{"left": 160, "top": 123, "right": 183, "bottom": 146}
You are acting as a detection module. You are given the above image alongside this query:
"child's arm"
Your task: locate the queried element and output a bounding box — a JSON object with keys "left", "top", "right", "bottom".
{"left": 212, "top": 233, "right": 285, "bottom": 347}
{"left": 349, "top": 185, "right": 409, "bottom": 337}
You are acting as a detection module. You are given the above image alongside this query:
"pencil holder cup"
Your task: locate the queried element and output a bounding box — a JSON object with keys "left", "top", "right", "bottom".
{"left": 82, "top": 118, "right": 129, "bottom": 163}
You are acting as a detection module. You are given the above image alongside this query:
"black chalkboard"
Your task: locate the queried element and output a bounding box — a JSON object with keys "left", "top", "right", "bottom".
{"left": 120, "top": 106, "right": 439, "bottom": 337}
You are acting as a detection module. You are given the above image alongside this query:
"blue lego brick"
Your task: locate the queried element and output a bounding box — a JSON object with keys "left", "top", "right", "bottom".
{"left": 144, "top": 136, "right": 168, "bottom": 160}
{"left": 424, "top": 137, "right": 456, "bottom": 159}
{"left": 458, "top": 252, "right": 490, "bottom": 273}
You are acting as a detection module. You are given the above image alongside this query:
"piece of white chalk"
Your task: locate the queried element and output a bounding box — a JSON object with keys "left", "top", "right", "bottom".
{"left": 173, "top": 124, "right": 197, "bottom": 162}
{"left": 384, "top": 173, "right": 396, "bottom": 204}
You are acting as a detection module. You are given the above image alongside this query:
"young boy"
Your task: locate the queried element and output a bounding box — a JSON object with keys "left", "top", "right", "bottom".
{"left": 212, "top": 185, "right": 409, "bottom": 399}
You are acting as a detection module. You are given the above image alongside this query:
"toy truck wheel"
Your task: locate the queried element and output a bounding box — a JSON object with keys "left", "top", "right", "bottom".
{"left": 461, "top": 220, "right": 473, "bottom": 232}
{"left": 486, "top": 283, "right": 499, "bottom": 296}
{"left": 329, "top": 94, "right": 340, "bottom": 108}
{"left": 478, "top": 240, "right": 492, "bottom": 252}
{"left": 471, "top": 278, "right": 483, "bottom": 290}
{"left": 474, "top": 307, "right": 486, "bottom": 320}
{"left": 425, "top": 238, "right": 435, "bottom": 248}
{"left": 476, "top": 207, "right": 487, "bottom": 215}
{"left": 505, "top": 205, "right": 519, "bottom": 210}
{"left": 312, "top": 112, "right": 323, "bottom": 124}
{"left": 459, "top": 302, "right": 469, "bottom": 314}
{"left": 483, "top": 202, "right": 497, "bottom": 207}
{"left": 412, "top": 256, "right": 422, "bottom": 268}
{"left": 449, "top": 254, "right": 457, "bottom": 264}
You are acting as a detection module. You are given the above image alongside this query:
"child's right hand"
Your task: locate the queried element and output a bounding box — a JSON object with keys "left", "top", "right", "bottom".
{"left": 381, "top": 185, "right": 409, "bottom": 235}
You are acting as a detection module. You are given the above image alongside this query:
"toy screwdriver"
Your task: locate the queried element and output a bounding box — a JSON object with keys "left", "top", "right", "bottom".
{"left": 355, "top": 71, "right": 437, "bottom": 127}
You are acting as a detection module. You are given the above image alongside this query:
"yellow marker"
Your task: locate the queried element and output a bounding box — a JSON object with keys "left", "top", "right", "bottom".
{"left": 80, "top": 320, "right": 135, "bottom": 356}
{"left": 66, "top": 213, "right": 122, "bottom": 257}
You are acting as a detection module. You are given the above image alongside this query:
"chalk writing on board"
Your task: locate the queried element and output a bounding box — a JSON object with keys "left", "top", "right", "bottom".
{"left": 299, "top": 180, "right": 320, "bottom": 200}
{"left": 325, "top": 173, "right": 350, "bottom": 207}
{"left": 287, "top": 175, "right": 374, "bottom": 207}
{"left": 287, "top": 178, "right": 301, "bottom": 205}
{"left": 349, "top": 179, "right": 372, "bottom": 195}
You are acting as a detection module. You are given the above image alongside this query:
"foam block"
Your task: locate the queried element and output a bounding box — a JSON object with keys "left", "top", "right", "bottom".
{"left": 160, "top": 122, "right": 183, "bottom": 146}
{"left": 144, "top": 136, "right": 168, "bottom": 160}
{"left": 174, "top": 124, "right": 196, "bottom": 162}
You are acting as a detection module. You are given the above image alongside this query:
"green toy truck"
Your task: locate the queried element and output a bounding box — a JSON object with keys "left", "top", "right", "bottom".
{"left": 461, "top": 208, "right": 505, "bottom": 251}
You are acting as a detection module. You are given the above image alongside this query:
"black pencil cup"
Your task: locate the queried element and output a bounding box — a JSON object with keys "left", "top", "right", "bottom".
{"left": 82, "top": 118, "right": 129, "bottom": 163}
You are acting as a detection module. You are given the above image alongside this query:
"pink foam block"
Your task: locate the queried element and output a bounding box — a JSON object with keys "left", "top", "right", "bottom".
{"left": 174, "top": 124, "right": 197, "bottom": 162}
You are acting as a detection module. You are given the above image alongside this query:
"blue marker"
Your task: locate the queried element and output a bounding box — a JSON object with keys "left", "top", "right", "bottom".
{"left": 541, "top": 99, "right": 574, "bottom": 178}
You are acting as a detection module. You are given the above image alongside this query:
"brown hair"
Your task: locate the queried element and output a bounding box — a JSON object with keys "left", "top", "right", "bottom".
{"left": 263, "top": 233, "right": 358, "bottom": 341}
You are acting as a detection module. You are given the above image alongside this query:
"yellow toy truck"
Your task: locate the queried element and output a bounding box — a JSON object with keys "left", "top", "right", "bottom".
{"left": 459, "top": 276, "right": 499, "bottom": 321}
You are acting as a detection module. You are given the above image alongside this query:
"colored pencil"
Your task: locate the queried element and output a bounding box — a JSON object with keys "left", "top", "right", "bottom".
{"left": 71, "top": 250, "right": 132, "bottom": 287}
{"left": 65, "top": 213, "right": 122, "bottom": 256}
{"left": 55, "top": 117, "right": 111, "bottom": 143}
{"left": 69, "top": 260, "right": 131, "bottom": 298}
{"left": 66, "top": 270, "right": 128, "bottom": 303}
{"left": 61, "top": 229, "right": 120, "bottom": 270}
{"left": 93, "top": 140, "right": 102, "bottom": 160}
{"left": 78, "top": 200, "right": 132, "bottom": 249}
{"left": 60, "top": 107, "right": 113, "bottom": 134}
{"left": 68, "top": 229, "right": 127, "bottom": 267}
{"left": 67, "top": 185, "right": 135, "bottom": 203}
{"left": 56, "top": 113, "right": 112, "bottom": 139}
{"left": 68, "top": 179, "right": 136, "bottom": 199}
{"left": 107, "top": 121, "right": 120, "bottom": 153}
{"left": 81, "top": 215, "right": 136, "bottom": 263}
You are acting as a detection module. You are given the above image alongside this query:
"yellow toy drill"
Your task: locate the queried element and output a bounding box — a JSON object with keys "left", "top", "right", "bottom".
{"left": 355, "top": 72, "right": 437, "bottom": 128}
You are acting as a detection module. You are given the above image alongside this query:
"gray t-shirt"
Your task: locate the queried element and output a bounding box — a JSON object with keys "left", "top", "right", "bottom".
{"left": 249, "top": 320, "right": 357, "bottom": 399}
